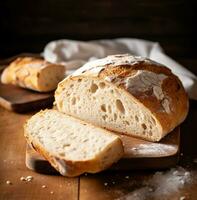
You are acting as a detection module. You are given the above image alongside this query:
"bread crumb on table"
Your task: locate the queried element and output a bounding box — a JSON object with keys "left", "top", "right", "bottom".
{"left": 19, "top": 175, "right": 33, "bottom": 182}
{"left": 20, "top": 177, "right": 26, "bottom": 181}
{"left": 104, "top": 182, "right": 108, "bottom": 186}
{"left": 6, "top": 180, "right": 12, "bottom": 185}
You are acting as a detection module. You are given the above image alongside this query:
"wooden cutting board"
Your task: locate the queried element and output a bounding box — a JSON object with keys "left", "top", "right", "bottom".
{"left": 0, "top": 82, "right": 54, "bottom": 112}
{"left": 26, "top": 127, "right": 180, "bottom": 174}
{"left": 0, "top": 54, "right": 54, "bottom": 113}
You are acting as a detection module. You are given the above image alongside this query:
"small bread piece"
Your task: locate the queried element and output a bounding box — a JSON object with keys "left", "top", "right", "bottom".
{"left": 55, "top": 54, "right": 189, "bottom": 142}
{"left": 24, "top": 109, "right": 124, "bottom": 177}
{"left": 1, "top": 57, "right": 65, "bottom": 92}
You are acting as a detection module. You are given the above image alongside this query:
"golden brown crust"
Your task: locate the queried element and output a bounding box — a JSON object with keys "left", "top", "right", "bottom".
{"left": 98, "top": 62, "right": 188, "bottom": 136}
{"left": 57, "top": 55, "right": 189, "bottom": 140}
{"left": 1, "top": 57, "right": 65, "bottom": 92}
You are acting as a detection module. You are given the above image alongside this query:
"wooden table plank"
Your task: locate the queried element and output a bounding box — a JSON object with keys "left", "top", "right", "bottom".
{"left": 0, "top": 94, "right": 197, "bottom": 200}
{"left": 0, "top": 107, "right": 79, "bottom": 200}
{"left": 79, "top": 168, "right": 197, "bottom": 200}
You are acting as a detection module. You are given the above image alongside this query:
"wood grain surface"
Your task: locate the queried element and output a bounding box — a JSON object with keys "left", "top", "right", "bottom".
{"left": 0, "top": 108, "right": 78, "bottom": 200}
{"left": 0, "top": 99, "right": 197, "bottom": 200}
{"left": 0, "top": 83, "right": 54, "bottom": 112}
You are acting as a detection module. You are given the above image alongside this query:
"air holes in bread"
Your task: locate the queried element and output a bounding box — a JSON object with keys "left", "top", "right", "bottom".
{"left": 71, "top": 97, "right": 76, "bottom": 105}
{"left": 90, "top": 83, "right": 98, "bottom": 93}
{"left": 135, "top": 116, "right": 139, "bottom": 122}
{"left": 114, "top": 113, "right": 117, "bottom": 120}
{"left": 99, "top": 82, "right": 105, "bottom": 88}
{"left": 101, "top": 104, "right": 106, "bottom": 112}
{"left": 78, "top": 78, "right": 82, "bottom": 82}
{"left": 149, "top": 132, "right": 153, "bottom": 136}
{"left": 124, "top": 121, "right": 130, "bottom": 125}
{"left": 141, "top": 123, "right": 147, "bottom": 130}
{"left": 116, "top": 99, "right": 125, "bottom": 114}
{"left": 63, "top": 144, "right": 71, "bottom": 148}
{"left": 102, "top": 115, "right": 107, "bottom": 120}
{"left": 108, "top": 105, "right": 112, "bottom": 114}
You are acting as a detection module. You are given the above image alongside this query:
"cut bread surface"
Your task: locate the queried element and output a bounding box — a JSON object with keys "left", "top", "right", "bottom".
{"left": 55, "top": 54, "right": 188, "bottom": 142}
{"left": 55, "top": 77, "right": 163, "bottom": 141}
{"left": 24, "top": 109, "right": 124, "bottom": 176}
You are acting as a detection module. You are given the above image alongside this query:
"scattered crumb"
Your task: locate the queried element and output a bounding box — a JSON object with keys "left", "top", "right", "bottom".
{"left": 6, "top": 180, "right": 12, "bottom": 185}
{"left": 26, "top": 176, "right": 33, "bottom": 180}
{"left": 26, "top": 176, "right": 33, "bottom": 182}
{"left": 50, "top": 191, "right": 54, "bottom": 194}
{"left": 104, "top": 182, "right": 108, "bottom": 186}
{"left": 19, "top": 175, "right": 33, "bottom": 183}
{"left": 180, "top": 196, "right": 186, "bottom": 200}
{"left": 125, "top": 176, "right": 130, "bottom": 179}
{"left": 180, "top": 153, "right": 183, "bottom": 156}
{"left": 20, "top": 177, "right": 26, "bottom": 181}
{"left": 112, "top": 181, "right": 116, "bottom": 185}
{"left": 84, "top": 173, "right": 88, "bottom": 176}
{"left": 42, "top": 185, "right": 46, "bottom": 188}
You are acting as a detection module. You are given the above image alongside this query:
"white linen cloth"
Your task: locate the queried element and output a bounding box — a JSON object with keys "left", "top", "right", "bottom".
{"left": 43, "top": 38, "right": 197, "bottom": 100}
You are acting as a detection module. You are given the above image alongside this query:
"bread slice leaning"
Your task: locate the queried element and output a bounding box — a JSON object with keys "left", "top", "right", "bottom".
{"left": 24, "top": 109, "right": 124, "bottom": 177}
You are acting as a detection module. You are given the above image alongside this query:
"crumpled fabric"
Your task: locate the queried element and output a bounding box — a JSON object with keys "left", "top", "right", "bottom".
{"left": 43, "top": 38, "right": 197, "bottom": 100}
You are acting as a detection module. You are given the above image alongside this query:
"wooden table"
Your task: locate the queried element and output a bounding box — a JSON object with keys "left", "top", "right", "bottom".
{"left": 0, "top": 102, "right": 197, "bottom": 200}
{"left": 0, "top": 58, "right": 197, "bottom": 199}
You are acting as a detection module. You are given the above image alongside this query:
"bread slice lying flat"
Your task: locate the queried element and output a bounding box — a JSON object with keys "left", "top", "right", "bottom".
{"left": 24, "top": 109, "right": 124, "bottom": 177}
{"left": 55, "top": 54, "right": 189, "bottom": 142}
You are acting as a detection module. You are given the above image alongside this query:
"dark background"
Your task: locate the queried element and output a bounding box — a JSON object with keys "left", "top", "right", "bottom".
{"left": 0, "top": 0, "right": 197, "bottom": 63}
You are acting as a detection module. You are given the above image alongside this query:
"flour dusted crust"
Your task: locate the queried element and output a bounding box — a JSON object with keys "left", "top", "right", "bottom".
{"left": 55, "top": 54, "right": 189, "bottom": 141}
{"left": 1, "top": 57, "right": 65, "bottom": 92}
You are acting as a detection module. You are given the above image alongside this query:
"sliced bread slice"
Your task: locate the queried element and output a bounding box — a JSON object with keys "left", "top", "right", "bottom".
{"left": 24, "top": 109, "right": 124, "bottom": 177}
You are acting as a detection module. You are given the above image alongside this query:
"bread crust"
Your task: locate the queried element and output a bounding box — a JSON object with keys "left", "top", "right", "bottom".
{"left": 1, "top": 57, "right": 65, "bottom": 92}
{"left": 55, "top": 54, "right": 189, "bottom": 141}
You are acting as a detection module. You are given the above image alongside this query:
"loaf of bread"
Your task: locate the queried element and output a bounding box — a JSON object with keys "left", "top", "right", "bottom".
{"left": 55, "top": 54, "right": 189, "bottom": 142}
{"left": 1, "top": 57, "right": 65, "bottom": 92}
{"left": 24, "top": 109, "right": 124, "bottom": 177}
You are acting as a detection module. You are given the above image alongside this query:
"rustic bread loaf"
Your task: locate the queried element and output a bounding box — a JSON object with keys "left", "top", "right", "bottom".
{"left": 55, "top": 54, "right": 189, "bottom": 142}
{"left": 24, "top": 109, "right": 124, "bottom": 177}
{"left": 1, "top": 57, "right": 65, "bottom": 92}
